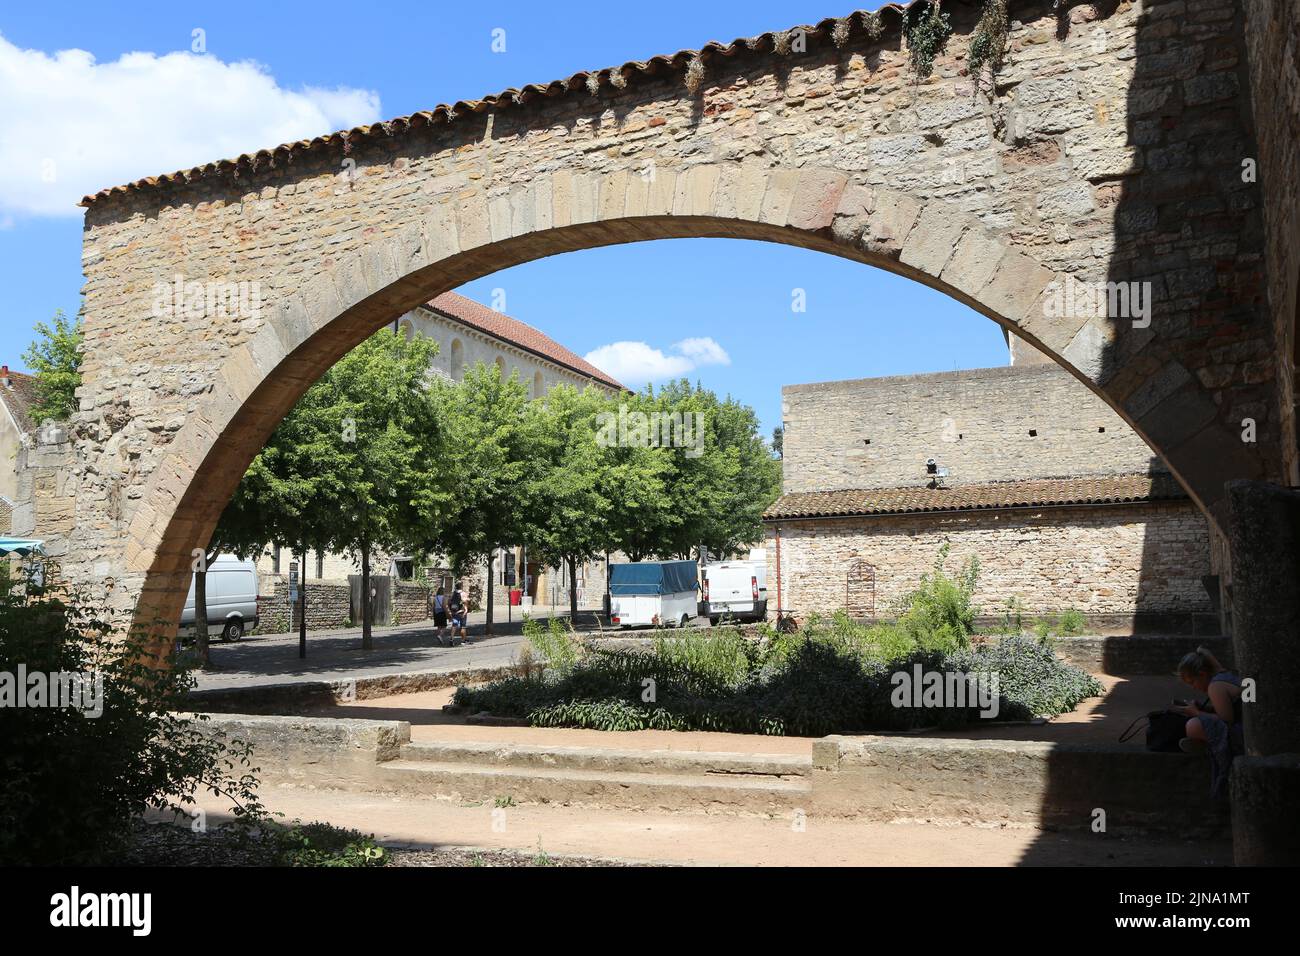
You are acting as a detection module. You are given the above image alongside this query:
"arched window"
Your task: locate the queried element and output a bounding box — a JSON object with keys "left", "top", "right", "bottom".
{"left": 398, "top": 319, "right": 415, "bottom": 340}
{"left": 533, "top": 370, "right": 545, "bottom": 399}
{"left": 494, "top": 355, "right": 506, "bottom": 378}
{"left": 449, "top": 339, "right": 464, "bottom": 381}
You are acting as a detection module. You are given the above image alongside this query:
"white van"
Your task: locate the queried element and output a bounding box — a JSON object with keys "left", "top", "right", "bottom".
{"left": 608, "top": 560, "right": 699, "bottom": 629}
{"left": 180, "top": 555, "right": 259, "bottom": 641}
{"left": 701, "top": 560, "right": 768, "bottom": 625}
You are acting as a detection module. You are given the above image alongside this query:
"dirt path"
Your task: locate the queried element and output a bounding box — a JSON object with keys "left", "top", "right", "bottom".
{"left": 177, "top": 788, "right": 1227, "bottom": 867}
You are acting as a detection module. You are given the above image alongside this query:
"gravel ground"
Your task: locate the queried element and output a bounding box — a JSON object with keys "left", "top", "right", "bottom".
{"left": 121, "top": 820, "right": 635, "bottom": 867}
{"left": 389, "top": 846, "right": 636, "bottom": 867}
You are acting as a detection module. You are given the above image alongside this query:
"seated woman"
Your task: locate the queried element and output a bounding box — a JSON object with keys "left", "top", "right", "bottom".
{"left": 1176, "top": 647, "right": 1244, "bottom": 799}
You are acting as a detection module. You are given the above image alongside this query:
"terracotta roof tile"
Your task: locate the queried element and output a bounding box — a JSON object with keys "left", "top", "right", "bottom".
{"left": 424, "top": 292, "right": 624, "bottom": 391}
{"left": 0, "top": 369, "right": 39, "bottom": 434}
{"left": 79, "top": 5, "right": 938, "bottom": 208}
{"left": 763, "top": 473, "right": 1190, "bottom": 520}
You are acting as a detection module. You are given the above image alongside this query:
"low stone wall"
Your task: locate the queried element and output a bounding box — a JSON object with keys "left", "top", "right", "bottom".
{"left": 251, "top": 577, "right": 433, "bottom": 635}
{"left": 192, "top": 713, "right": 409, "bottom": 790}
{"left": 1049, "top": 634, "right": 1232, "bottom": 676}
{"left": 812, "top": 735, "right": 1228, "bottom": 836}
{"left": 186, "top": 665, "right": 519, "bottom": 714}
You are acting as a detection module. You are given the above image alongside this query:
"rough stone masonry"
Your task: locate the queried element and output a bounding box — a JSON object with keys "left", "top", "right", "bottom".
{"left": 48, "top": 0, "right": 1286, "bottom": 650}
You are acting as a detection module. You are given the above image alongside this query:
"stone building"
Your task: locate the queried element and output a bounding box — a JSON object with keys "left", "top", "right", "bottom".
{"left": 254, "top": 291, "right": 624, "bottom": 626}
{"left": 764, "top": 358, "right": 1219, "bottom": 634}
{"left": 0, "top": 366, "right": 37, "bottom": 534}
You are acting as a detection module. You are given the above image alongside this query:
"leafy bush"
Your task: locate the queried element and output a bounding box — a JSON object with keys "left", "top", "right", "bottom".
{"left": 1058, "top": 609, "right": 1086, "bottom": 636}
{"left": 0, "top": 566, "right": 266, "bottom": 865}
{"left": 890, "top": 543, "right": 979, "bottom": 653}
{"left": 524, "top": 616, "right": 581, "bottom": 677}
{"left": 905, "top": 1, "right": 952, "bottom": 78}
{"left": 265, "top": 821, "right": 387, "bottom": 867}
{"left": 947, "top": 636, "right": 1104, "bottom": 720}
{"left": 651, "top": 627, "right": 754, "bottom": 689}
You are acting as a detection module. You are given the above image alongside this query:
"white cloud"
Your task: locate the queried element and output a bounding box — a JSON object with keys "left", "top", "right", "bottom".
{"left": 0, "top": 34, "right": 381, "bottom": 218}
{"left": 674, "top": 336, "right": 731, "bottom": 367}
{"left": 584, "top": 337, "right": 730, "bottom": 386}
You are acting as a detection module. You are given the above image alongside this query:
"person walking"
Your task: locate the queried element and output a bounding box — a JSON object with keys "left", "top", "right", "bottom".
{"left": 432, "top": 586, "right": 449, "bottom": 646}
{"left": 449, "top": 583, "right": 468, "bottom": 644}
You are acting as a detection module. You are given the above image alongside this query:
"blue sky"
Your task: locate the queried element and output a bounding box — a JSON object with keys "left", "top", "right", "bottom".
{"left": 0, "top": 0, "right": 1007, "bottom": 437}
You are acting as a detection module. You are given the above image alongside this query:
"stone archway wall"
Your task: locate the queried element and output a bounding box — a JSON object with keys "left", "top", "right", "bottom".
{"left": 64, "top": 0, "right": 1279, "bottom": 637}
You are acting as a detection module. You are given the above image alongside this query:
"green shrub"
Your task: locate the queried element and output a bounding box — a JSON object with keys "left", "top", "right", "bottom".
{"left": 524, "top": 616, "right": 581, "bottom": 677}
{"left": 995, "top": 596, "right": 1025, "bottom": 636}
{"left": 265, "top": 820, "right": 387, "bottom": 867}
{"left": 1033, "top": 618, "right": 1055, "bottom": 644}
{"left": 652, "top": 627, "right": 754, "bottom": 689}
{"left": 891, "top": 543, "right": 979, "bottom": 652}
{"left": 0, "top": 565, "right": 266, "bottom": 865}
{"left": 1058, "top": 609, "right": 1086, "bottom": 636}
{"left": 947, "top": 636, "right": 1103, "bottom": 720}
{"left": 905, "top": 1, "right": 952, "bottom": 78}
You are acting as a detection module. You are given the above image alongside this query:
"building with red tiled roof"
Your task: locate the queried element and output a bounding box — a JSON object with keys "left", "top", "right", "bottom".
{"left": 255, "top": 293, "right": 623, "bottom": 618}
{"left": 384, "top": 292, "right": 623, "bottom": 400}
{"left": 764, "top": 362, "right": 1219, "bottom": 634}
{"left": 1, "top": 366, "right": 39, "bottom": 530}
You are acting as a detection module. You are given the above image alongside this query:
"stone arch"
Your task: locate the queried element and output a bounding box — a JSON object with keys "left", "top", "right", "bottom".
{"left": 533, "top": 370, "right": 545, "bottom": 400}
{"left": 493, "top": 355, "right": 507, "bottom": 378}
{"left": 106, "top": 164, "right": 1246, "bottom": 640}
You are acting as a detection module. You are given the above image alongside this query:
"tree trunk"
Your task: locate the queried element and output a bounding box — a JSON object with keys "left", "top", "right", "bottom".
{"left": 567, "top": 555, "right": 579, "bottom": 624}
{"left": 194, "top": 567, "right": 209, "bottom": 667}
{"left": 361, "top": 542, "right": 373, "bottom": 650}
{"left": 298, "top": 544, "right": 308, "bottom": 659}
{"left": 485, "top": 551, "right": 495, "bottom": 636}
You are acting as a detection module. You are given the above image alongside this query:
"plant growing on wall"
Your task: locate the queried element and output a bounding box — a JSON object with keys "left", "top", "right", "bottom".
{"left": 968, "top": 0, "right": 1010, "bottom": 84}
{"left": 905, "top": 1, "right": 953, "bottom": 79}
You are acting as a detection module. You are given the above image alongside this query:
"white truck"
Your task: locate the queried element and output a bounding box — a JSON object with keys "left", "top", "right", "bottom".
{"left": 701, "top": 559, "right": 768, "bottom": 625}
{"left": 607, "top": 560, "right": 699, "bottom": 629}
{"left": 180, "top": 555, "right": 260, "bottom": 641}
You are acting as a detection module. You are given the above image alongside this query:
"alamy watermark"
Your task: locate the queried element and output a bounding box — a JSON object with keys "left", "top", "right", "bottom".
{"left": 0, "top": 665, "right": 104, "bottom": 717}
{"left": 596, "top": 403, "right": 706, "bottom": 458}
{"left": 151, "top": 275, "right": 264, "bottom": 321}
{"left": 1041, "top": 277, "right": 1152, "bottom": 329}
{"left": 890, "top": 664, "right": 1000, "bottom": 719}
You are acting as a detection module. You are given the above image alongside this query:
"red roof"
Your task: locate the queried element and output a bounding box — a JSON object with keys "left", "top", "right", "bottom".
{"left": 0, "top": 369, "right": 39, "bottom": 433}
{"left": 425, "top": 292, "right": 624, "bottom": 391}
{"left": 764, "top": 474, "right": 1190, "bottom": 521}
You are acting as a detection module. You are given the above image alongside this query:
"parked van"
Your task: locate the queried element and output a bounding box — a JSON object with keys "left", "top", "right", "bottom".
{"left": 180, "top": 555, "right": 259, "bottom": 641}
{"left": 701, "top": 560, "right": 768, "bottom": 625}
{"left": 608, "top": 560, "right": 699, "bottom": 629}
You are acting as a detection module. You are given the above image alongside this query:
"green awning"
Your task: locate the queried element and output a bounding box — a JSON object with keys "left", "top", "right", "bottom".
{"left": 0, "top": 538, "right": 45, "bottom": 557}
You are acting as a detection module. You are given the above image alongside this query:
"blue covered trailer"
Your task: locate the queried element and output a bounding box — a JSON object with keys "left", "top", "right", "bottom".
{"left": 608, "top": 560, "right": 699, "bottom": 629}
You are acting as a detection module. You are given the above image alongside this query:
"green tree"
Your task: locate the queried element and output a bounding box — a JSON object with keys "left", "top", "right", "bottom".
{"left": 525, "top": 384, "right": 611, "bottom": 622}
{"left": 201, "top": 330, "right": 444, "bottom": 654}
{"left": 22, "top": 310, "right": 83, "bottom": 423}
{"left": 600, "top": 381, "right": 780, "bottom": 562}
{"left": 598, "top": 389, "right": 677, "bottom": 562}
{"left": 429, "top": 363, "right": 535, "bottom": 635}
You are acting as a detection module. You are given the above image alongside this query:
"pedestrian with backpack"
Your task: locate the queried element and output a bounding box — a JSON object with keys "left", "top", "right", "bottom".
{"left": 449, "top": 584, "right": 468, "bottom": 644}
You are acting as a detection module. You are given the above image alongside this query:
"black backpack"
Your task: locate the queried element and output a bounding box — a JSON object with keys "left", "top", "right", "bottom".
{"left": 1119, "top": 709, "right": 1187, "bottom": 752}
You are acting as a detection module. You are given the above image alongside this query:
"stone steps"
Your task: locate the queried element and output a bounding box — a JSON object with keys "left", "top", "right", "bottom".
{"left": 373, "top": 741, "right": 812, "bottom": 814}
